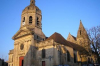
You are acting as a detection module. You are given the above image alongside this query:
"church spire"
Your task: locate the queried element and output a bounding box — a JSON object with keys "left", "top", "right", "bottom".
{"left": 79, "top": 20, "right": 84, "bottom": 29}
{"left": 30, "top": 0, "right": 35, "bottom": 5}
{"left": 77, "top": 20, "right": 90, "bottom": 51}
{"left": 77, "top": 20, "right": 89, "bottom": 39}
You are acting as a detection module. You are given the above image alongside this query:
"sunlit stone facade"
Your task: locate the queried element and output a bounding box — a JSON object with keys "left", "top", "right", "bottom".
{"left": 8, "top": 0, "right": 97, "bottom": 66}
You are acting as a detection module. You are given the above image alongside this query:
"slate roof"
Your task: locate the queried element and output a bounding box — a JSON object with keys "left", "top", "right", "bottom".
{"left": 46, "top": 32, "right": 88, "bottom": 55}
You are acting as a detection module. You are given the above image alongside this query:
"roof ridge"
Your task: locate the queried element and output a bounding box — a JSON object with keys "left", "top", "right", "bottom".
{"left": 45, "top": 32, "right": 88, "bottom": 55}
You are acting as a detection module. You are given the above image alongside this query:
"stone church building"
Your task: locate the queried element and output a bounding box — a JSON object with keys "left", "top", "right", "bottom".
{"left": 8, "top": 0, "right": 97, "bottom": 66}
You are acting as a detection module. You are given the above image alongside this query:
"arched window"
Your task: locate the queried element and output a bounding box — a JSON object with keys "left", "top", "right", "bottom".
{"left": 22, "top": 17, "right": 25, "bottom": 25}
{"left": 80, "top": 30, "right": 81, "bottom": 35}
{"left": 29, "top": 16, "right": 32, "bottom": 24}
{"left": 23, "top": 17, "right": 25, "bottom": 22}
{"left": 67, "top": 50, "right": 70, "bottom": 62}
{"left": 74, "top": 53, "right": 77, "bottom": 63}
{"left": 32, "top": 1, "right": 33, "bottom": 3}
{"left": 42, "top": 49, "right": 45, "bottom": 58}
{"left": 58, "top": 50, "right": 61, "bottom": 64}
{"left": 88, "top": 58, "right": 91, "bottom": 63}
{"left": 37, "top": 35, "right": 39, "bottom": 39}
{"left": 37, "top": 17, "right": 39, "bottom": 26}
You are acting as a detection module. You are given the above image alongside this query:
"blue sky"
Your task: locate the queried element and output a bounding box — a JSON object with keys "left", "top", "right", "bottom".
{"left": 0, "top": 0, "right": 100, "bottom": 61}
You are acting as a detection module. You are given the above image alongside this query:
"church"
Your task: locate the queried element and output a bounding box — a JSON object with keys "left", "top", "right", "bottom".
{"left": 8, "top": 0, "right": 97, "bottom": 66}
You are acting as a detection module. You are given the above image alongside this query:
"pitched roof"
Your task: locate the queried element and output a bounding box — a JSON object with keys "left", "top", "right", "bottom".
{"left": 71, "top": 35, "right": 76, "bottom": 40}
{"left": 46, "top": 32, "right": 88, "bottom": 54}
{"left": 46, "top": 32, "right": 72, "bottom": 47}
{"left": 67, "top": 33, "right": 76, "bottom": 43}
{"left": 12, "top": 28, "right": 34, "bottom": 40}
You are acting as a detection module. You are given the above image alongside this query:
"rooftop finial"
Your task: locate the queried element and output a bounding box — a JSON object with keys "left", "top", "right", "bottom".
{"left": 79, "top": 20, "right": 84, "bottom": 29}
{"left": 30, "top": 0, "right": 35, "bottom": 5}
{"left": 69, "top": 32, "right": 70, "bottom": 33}
{"left": 80, "top": 20, "right": 82, "bottom": 22}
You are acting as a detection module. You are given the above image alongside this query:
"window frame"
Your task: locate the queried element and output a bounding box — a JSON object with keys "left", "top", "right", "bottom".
{"left": 37, "top": 17, "right": 39, "bottom": 26}
{"left": 74, "top": 53, "right": 77, "bottom": 63}
{"left": 67, "top": 50, "right": 70, "bottom": 62}
{"left": 29, "top": 16, "right": 32, "bottom": 24}
{"left": 42, "top": 49, "right": 46, "bottom": 58}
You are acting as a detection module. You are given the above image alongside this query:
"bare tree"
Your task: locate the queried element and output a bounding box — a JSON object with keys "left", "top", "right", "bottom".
{"left": 87, "top": 26, "right": 100, "bottom": 54}
{"left": 87, "top": 25, "right": 100, "bottom": 63}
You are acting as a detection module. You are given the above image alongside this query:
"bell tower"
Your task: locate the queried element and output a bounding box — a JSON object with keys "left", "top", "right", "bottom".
{"left": 77, "top": 20, "right": 90, "bottom": 51}
{"left": 20, "top": 0, "right": 42, "bottom": 29}
{"left": 11, "top": 0, "right": 45, "bottom": 66}
{"left": 13, "top": 0, "right": 45, "bottom": 41}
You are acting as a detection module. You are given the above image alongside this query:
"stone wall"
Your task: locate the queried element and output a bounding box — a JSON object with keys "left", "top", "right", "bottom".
{"left": 36, "top": 40, "right": 79, "bottom": 66}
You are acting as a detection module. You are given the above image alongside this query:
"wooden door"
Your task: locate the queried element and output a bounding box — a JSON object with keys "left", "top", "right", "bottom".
{"left": 19, "top": 56, "right": 24, "bottom": 66}
{"left": 42, "top": 61, "right": 45, "bottom": 66}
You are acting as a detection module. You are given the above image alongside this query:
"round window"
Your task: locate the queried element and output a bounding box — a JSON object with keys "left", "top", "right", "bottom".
{"left": 20, "top": 44, "right": 24, "bottom": 50}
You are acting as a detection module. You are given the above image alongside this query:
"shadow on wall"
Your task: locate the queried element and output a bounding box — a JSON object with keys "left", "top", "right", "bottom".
{"left": 20, "top": 44, "right": 81, "bottom": 66}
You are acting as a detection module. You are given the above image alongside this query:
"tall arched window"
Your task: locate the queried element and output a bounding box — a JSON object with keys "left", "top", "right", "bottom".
{"left": 29, "top": 16, "right": 32, "bottom": 24}
{"left": 37, "top": 17, "right": 39, "bottom": 26}
{"left": 67, "top": 50, "right": 70, "bottom": 62}
{"left": 88, "top": 58, "right": 91, "bottom": 63}
{"left": 42, "top": 49, "right": 45, "bottom": 58}
{"left": 80, "top": 30, "right": 81, "bottom": 35}
{"left": 22, "top": 17, "right": 25, "bottom": 25}
{"left": 32, "top": 1, "right": 33, "bottom": 3}
{"left": 23, "top": 17, "right": 25, "bottom": 22}
{"left": 58, "top": 50, "right": 61, "bottom": 64}
{"left": 74, "top": 53, "right": 77, "bottom": 63}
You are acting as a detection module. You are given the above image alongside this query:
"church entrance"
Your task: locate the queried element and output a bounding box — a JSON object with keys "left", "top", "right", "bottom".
{"left": 42, "top": 61, "right": 45, "bottom": 66}
{"left": 19, "top": 56, "right": 24, "bottom": 66}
